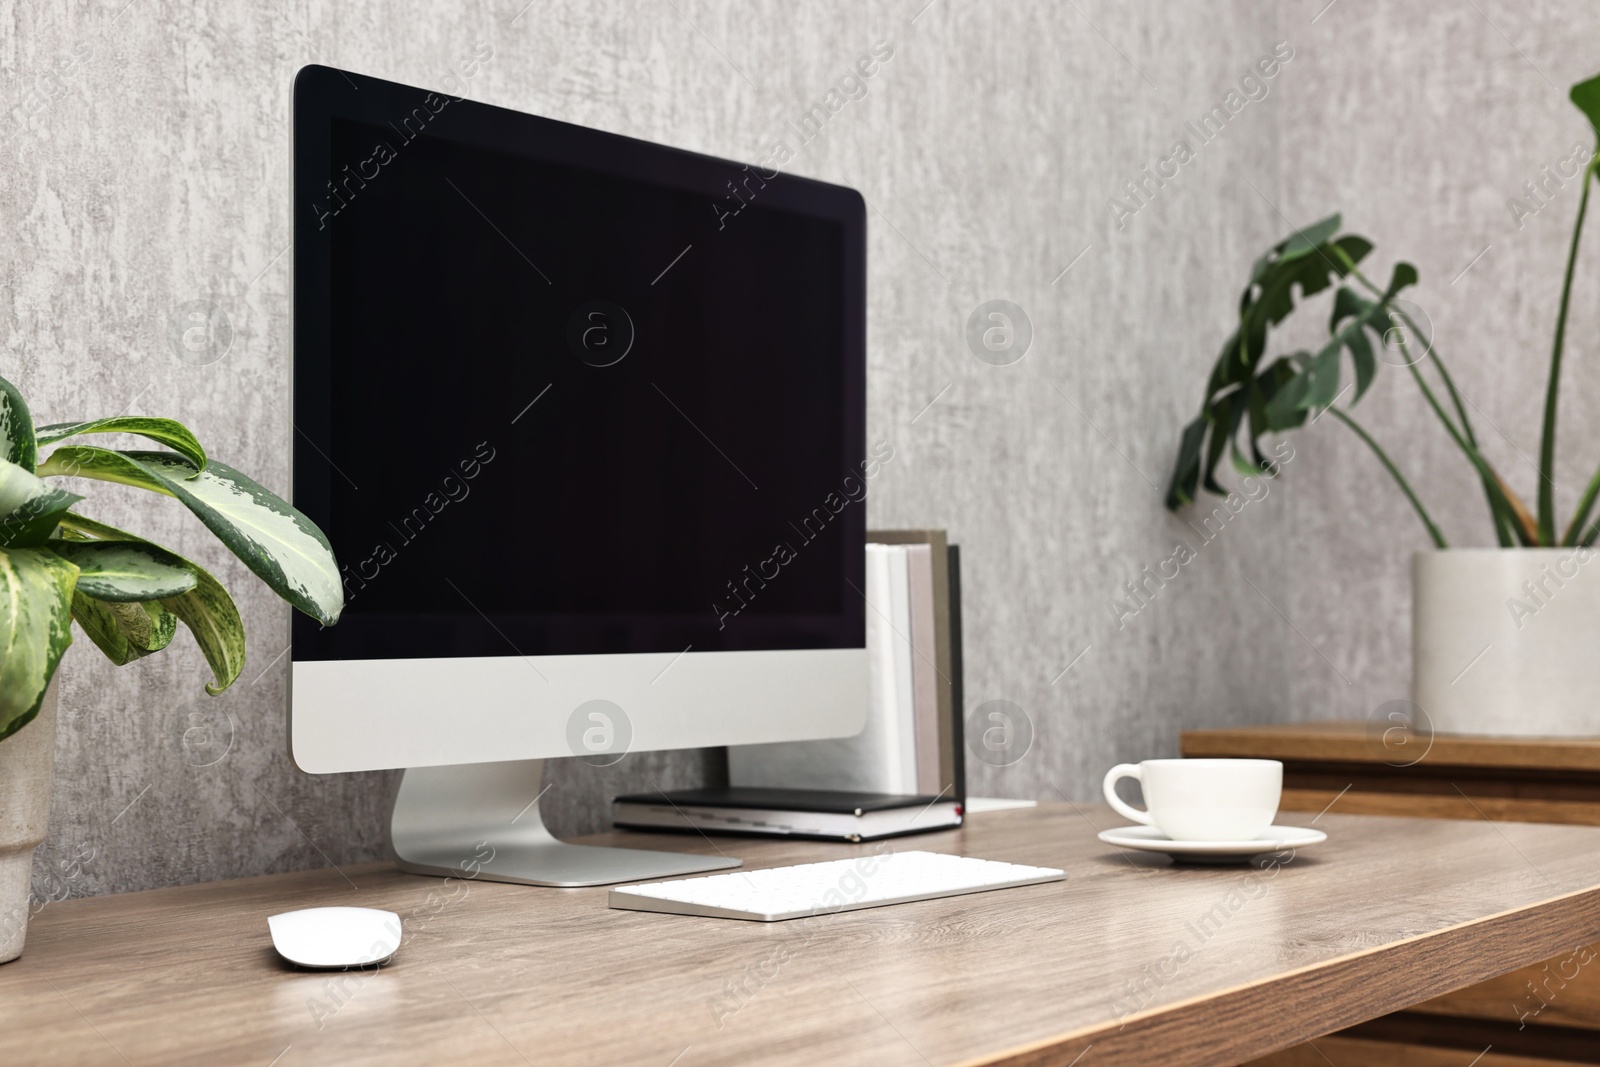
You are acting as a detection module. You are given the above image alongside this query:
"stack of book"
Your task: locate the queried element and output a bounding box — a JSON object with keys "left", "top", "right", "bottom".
{"left": 614, "top": 530, "right": 965, "bottom": 842}
{"left": 729, "top": 530, "right": 963, "bottom": 798}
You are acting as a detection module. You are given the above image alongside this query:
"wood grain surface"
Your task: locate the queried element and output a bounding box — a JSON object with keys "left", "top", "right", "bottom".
{"left": 5, "top": 805, "right": 1600, "bottom": 1067}
{"left": 1180, "top": 721, "right": 1600, "bottom": 773}
{"left": 1277, "top": 788, "right": 1600, "bottom": 828}
{"left": 1184, "top": 721, "right": 1600, "bottom": 1064}
{"left": 1245, "top": 1034, "right": 1593, "bottom": 1067}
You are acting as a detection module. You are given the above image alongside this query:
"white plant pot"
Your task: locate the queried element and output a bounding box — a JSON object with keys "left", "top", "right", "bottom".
{"left": 1413, "top": 549, "right": 1600, "bottom": 737}
{"left": 0, "top": 675, "right": 57, "bottom": 964}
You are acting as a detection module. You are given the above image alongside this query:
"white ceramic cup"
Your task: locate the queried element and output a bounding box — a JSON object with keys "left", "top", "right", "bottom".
{"left": 1102, "top": 759, "right": 1282, "bottom": 842}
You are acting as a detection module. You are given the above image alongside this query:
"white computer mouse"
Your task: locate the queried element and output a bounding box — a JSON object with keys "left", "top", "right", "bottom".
{"left": 268, "top": 906, "right": 402, "bottom": 969}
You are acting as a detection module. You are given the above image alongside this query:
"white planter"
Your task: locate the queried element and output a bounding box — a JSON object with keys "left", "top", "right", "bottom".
{"left": 0, "top": 676, "right": 57, "bottom": 964}
{"left": 1413, "top": 549, "right": 1600, "bottom": 737}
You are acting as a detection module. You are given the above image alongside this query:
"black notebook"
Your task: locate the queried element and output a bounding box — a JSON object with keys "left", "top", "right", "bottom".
{"left": 613, "top": 786, "right": 963, "bottom": 842}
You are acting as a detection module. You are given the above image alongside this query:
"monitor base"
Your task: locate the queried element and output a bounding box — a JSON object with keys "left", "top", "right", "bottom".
{"left": 389, "top": 759, "right": 740, "bottom": 887}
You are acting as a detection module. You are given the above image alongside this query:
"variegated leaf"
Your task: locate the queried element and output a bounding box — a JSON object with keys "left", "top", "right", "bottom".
{"left": 58, "top": 512, "right": 247, "bottom": 693}
{"left": 125, "top": 452, "right": 342, "bottom": 627}
{"left": 42, "top": 448, "right": 340, "bottom": 625}
{"left": 0, "top": 457, "right": 57, "bottom": 513}
{"left": 0, "top": 458, "right": 83, "bottom": 548}
{"left": 0, "top": 546, "right": 78, "bottom": 741}
{"left": 35, "top": 416, "right": 207, "bottom": 473}
{"left": 161, "top": 562, "right": 247, "bottom": 694}
{"left": 71, "top": 592, "right": 177, "bottom": 665}
{"left": 0, "top": 374, "right": 36, "bottom": 472}
{"left": 49, "top": 539, "right": 198, "bottom": 602}
{"left": 36, "top": 444, "right": 173, "bottom": 495}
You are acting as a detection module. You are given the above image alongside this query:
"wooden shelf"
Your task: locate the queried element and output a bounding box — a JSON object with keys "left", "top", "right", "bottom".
{"left": 1182, "top": 721, "right": 1600, "bottom": 773}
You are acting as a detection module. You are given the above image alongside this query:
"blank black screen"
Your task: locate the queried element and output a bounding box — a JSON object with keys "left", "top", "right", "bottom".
{"left": 293, "top": 89, "right": 865, "bottom": 661}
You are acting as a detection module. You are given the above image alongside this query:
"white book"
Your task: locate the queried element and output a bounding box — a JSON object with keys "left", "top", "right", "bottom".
{"left": 884, "top": 544, "right": 917, "bottom": 793}
{"left": 728, "top": 544, "right": 920, "bottom": 794}
{"left": 904, "top": 543, "right": 942, "bottom": 795}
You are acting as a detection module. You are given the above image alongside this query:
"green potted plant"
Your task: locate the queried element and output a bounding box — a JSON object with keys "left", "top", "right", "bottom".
{"left": 0, "top": 372, "right": 341, "bottom": 962}
{"left": 1167, "top": 73, "right": 1600, "bottom": 738}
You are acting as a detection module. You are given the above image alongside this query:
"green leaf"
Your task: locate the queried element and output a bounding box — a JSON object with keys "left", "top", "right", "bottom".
{"left": 57, "top": 512, "right": 247, "bottom": 693}
{"left": 1249, "top": 214, "right": 1340, "bottom": 283}
{"left": 120, "top": 452, "right": 343, "bottom": 627}
{"left": 1229, "top": 437, "right": 1262, "bottom": 479}
{"left": 0, "top": 546, "right": 77, "bottom": 741}
{"left": 161, "top": 562, "right": 247, "bottom": 694}
{"left": 1328, "top": 286, "right": 1371, "bottom": 334}
{"left": 0, "top": 374, "right": 37, "bottom": 472}
{"left": 1344, "top": 324, "right": 1376, "bottom": 401}
{"left": 71, "top": 592, "right": 177, "bottom": 665}
{"left": 1166, "top": 415, "right": 1208, "bottom": 508}
{"left": 1303, "top": 339, "right": 1344, "bottom": 410}
{"left": 45, "top": 449, "right": 341, "bottom": 624}
{"left": 1572, "top": 72, "right": 1600, "bottom": 149}
{"left": 1169, "top": 224, "right": 1415, "bottom": 513}
{"left": 35, "top": 417, "right": 207, "bottom": 473}
{"left": 1263, "top": 360, "right": 1313, "bottom": 429}
{"left": 1277, "top": 213, "right": 1342, "bottom": 262}
{"left": 0, "top": 458, "right": 59, "bottom": 514}
{"left": 37, "top": 444, "right": 174, "bottom": 495}
{"left": 1384, "top": 261, "right": 1419, "bottom": 297}
{"left": 1326, "top": 266, "right": 1417, "bottom": 405}
{"left": 1200, "top": 223, "right": 1371, "bottom": 408}
{"left": 1200, "top": 390, "right": 1248, "bottom": 496}
{"left": 1255, "top": 356, "right": 1311, "bottom": 435}
{"left": 54, "top": 512, "right": 134, "bottom": 541}
{"left": 0, "top": 459, "right": 84, "bottom": 548}
{"left": 48, "top": 539, "right": 198, "bottom": 601}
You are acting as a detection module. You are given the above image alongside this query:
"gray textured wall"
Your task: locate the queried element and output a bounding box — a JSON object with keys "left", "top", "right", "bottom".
{"left": 6, "top": 0, "right": 1597, "bottom": 898}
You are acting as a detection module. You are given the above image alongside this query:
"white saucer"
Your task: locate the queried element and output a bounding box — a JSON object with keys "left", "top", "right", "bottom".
{"left": 1097, "top": 824, "right": 1327, "bottom": 863}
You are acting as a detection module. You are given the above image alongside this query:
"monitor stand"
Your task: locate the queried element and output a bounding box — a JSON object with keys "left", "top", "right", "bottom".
{"left": 389, "top": 759, "right": 740, "bottom": 887}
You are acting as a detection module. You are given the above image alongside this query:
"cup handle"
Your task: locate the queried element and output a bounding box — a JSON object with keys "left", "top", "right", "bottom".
{"left": 1102, "top": 763, "right": 1154, "bottom": 826}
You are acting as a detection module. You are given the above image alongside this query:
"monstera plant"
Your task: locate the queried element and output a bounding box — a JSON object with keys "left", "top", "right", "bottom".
{"left": 1167, "top": 72, "right": 1600, "bottom": 546}
{"left": 0, "top": 371, "right": 343, "bottom": 742}
{"left": 1165, "top": 71, "right": 1600, "bottom": 738}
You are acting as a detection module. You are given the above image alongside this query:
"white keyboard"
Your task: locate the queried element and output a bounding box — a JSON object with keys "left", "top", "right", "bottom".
{"left": 608, "top": 850, "right": 1065, "bottom": 922}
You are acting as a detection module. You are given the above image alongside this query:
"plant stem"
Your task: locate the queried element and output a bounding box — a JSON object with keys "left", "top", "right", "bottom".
{"left": 1341, "top": 256, "right": 1514, "bottom": 542}
{"left": 1494, "top": 504, "right": 1517, "bottom": 547}
{"left": 1405, "top": 312, "right": 1478, "bottom": 447}
{"left": 1327, "top": 406, "right": 1447, "bottom": 548}
{"left": 1565, "top": 462, "right": 1600, "bottom": 546}
{"left": 1581, "top": 509, "right": 1600, "bottom": 548}
{"left": 1343, "top": 260, "right": 1479, "bottom": 447}
{"left": 1394, "top": 333, "right": 1520, "bottom": 546}
{"left": 1539, "top": 160, "right": 1595, "bottom": 545}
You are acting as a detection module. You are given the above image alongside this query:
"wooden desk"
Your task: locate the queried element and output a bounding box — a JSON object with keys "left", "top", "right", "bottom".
{"left": 5, "top": 805, "right": 1600, "bottom": 1067}
{"left": 1184, "top": 723, "right": 1600, "bottom": 1066}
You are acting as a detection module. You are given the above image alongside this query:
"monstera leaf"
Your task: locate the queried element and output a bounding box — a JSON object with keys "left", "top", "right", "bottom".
{"left": 1261, "top": 262, "right": 1420, "bottom": 428}
{"left": 1167, "top": 214, "right": 1376, "bottom": 507}
{"left": 1573, "top": 73, "right": 1600, "bottom": 147}
{"left": 1164, "top": 70, "right": 1600, "bottom": 550}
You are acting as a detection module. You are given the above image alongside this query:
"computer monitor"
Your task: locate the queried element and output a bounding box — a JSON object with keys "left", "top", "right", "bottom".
{"left": 289, "top": 66, "right": 869, "bottom": 886}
